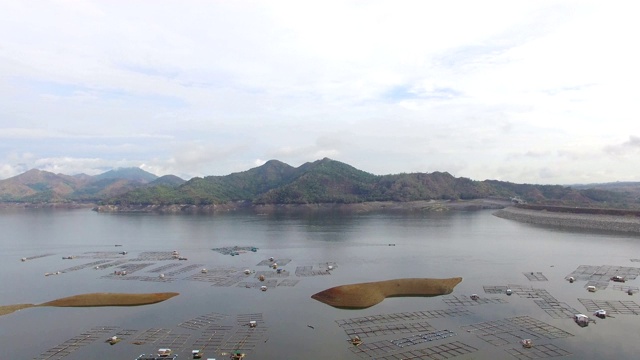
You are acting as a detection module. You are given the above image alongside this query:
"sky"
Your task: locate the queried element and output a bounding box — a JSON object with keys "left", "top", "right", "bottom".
{"left": 1, "top": 1, "right": 639, "bottom": 184}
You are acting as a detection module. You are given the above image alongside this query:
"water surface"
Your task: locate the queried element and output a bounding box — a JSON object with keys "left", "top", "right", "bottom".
{"left": 1, "top": 208, "right": 638, "bottom": 359}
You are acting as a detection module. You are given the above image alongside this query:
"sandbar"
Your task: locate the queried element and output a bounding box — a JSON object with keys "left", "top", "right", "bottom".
{"left": 311, "top": 277, "right": 462, "bottom": 309}
{"left": 39, "top": 292, "right": 179, "bottom": 307}
{"left": 0, "top": 292, "right": 179, "bottom": 317}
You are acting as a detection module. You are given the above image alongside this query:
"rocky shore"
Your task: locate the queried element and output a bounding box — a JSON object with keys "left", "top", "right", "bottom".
{"left": 494, "top": 206, "right": 640, "bottom": 234}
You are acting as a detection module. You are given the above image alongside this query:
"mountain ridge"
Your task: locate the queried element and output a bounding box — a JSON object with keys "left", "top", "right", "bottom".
{"left": 1, "top": 159, "right": 638, "bottom": 209}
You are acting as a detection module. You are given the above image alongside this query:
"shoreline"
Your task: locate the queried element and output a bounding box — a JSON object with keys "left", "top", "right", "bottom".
{"left": 93, "top": 199, "right": 511, "bottom": 214}
{"left": 494, "top": 206, "right": 640, "bottom": 234}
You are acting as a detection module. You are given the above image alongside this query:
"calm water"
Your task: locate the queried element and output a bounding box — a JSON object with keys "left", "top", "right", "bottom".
{"left": 0, "top": 208, "right": 639, "bottom": 359}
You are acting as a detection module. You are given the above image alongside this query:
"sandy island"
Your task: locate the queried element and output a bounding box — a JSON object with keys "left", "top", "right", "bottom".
{"left": 0, "top": 292, "right": 179, "bottom": 317}
{"left": 311, "top": 277, "right": 462, "bottom": 309}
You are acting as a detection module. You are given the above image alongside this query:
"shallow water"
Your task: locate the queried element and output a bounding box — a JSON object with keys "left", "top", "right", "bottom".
{"left": 0, "top": 208, "right": 639, "bottom": 359}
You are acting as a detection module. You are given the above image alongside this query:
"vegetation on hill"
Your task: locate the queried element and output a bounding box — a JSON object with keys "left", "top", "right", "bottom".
{"left": 1, "top": 159, "right": 638, "bottom": 209}
{"left": 102, "top": 158, "right": 640, "bottom": 209}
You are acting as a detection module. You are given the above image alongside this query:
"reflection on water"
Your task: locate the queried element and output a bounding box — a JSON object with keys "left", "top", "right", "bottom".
{"left": 1, "top": 208, "right": 639, "bottom": 359}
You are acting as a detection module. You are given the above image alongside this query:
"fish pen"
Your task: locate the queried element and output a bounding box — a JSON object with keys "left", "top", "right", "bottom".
{"left": 256, "top": 258, "right": 292, "bottom": 266}
{"left": 237, "top": 279, "right": 277, "bottom": 288}
{"left": 130, "top": 252, "right": 181, "bottom": 261}
{"left": 163, "top": 264, "right": 204, "bottom": 276}
{"left": 295, "top": 265, "right": 331, "bottom": 276}
{"left": 22, "top": 253, "right": 55, "bottom": 261}
{"left": 336, "top": 309, "right": 471, "bottom": 328}
{"left": 578, "top": 298, "right": 640, "bottom": 315}
{"left": 178, "top": 313, "right": 227, "bottom": 331}
{"left": 147, "top": 263, "right": 182, "bottom": 273}
{"left": 505, "top": 343, "right": 572, "bottom": 359}
{"left": 565, "top": 265, "right": 640, "bottom": 282}
{"left": 344, "top": 321, "right": 436, "bottom": 339}
{"left": 462, "top": 316, "right": 573, "bottom": 344}
{"left": 442, "top": 295, "right": 508, "bottom": 306}
{"left": 612, "top": 284, "right": 639, "bottom": 294}
{"left": 523, "top": 272, "right": 548, "bottom": 281}
{"left": 191, "top": 326, "right": 232, "bottom": 355}
{"left": 34, "top": 326, "right": 118, "bottom": 360}
{"left": 351, "top": 340, "right": 478, "bottom": 360}
{"left": 59, "top": 260, "right": 112, "bottom": 273}
{"left": 276, "top": 279, "right": 299, "bottom": 287}
{"left": 130, "top": 328, "right": 172, "bottom": 345}
{"left": 533, "top": 300, "right": 580, "bottom": 319}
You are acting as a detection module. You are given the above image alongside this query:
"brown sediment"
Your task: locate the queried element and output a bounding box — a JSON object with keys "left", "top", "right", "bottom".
{"left": 0, "top": 304, "right": 36, "bottom": 316}
{"left": 39, "top": 292, "right": 179, "bottom": 307}
{"left": 311, "top": 277, "right": 462, "bottom": 309}
{"left": 0, "top": 292, "right": 179, "bottom": 317}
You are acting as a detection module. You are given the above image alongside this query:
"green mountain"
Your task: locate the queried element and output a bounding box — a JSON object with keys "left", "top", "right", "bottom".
{"left": 1, "top": 160, "right": 638, "bottom": 208}
{"left": 103, "top": 158, "right": 640, "bottom": 209}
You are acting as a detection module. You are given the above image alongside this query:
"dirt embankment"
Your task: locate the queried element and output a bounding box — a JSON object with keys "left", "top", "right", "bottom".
{"left": 494, "top": 206, "right": 640, "bottom": 234}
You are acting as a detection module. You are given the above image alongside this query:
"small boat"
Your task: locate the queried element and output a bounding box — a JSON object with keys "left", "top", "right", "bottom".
{"left": 587, "top": 285, "right": 597, "bottom": 292}
{"left": 594, "top": 309, "right": 607, "bottom": 319}
{"left": 159, "top": 274, "right": 165, "bottom": 279}
{"left": 350, "top": 336, "right": 363, "bottom": 346}
{"left": 272, "top": 263, "right": 278, "bottom": 269}
{"left": 269, "top": 257, "right": 274, "bottom": 262}
{"left": 574, "top": 314, "right": 590, "bottom": 327}
{"left": 259, "top": 274, "right": 265, "bottom": 281}
{"left": 191, "top": 349, "right": 203, "bottom": 359}
{"left": 470, "top": 294, "right": 479, "bottom": 300}
{"left": 568, "top": 276, "right": 575, "bottom": 283}
{"left": 21, "top": 257, "right": 27, "bottom": 262}
{"left": 244, "top": 269, "right": 251, "bottom": 275}
{"left": 107, "top": 336, "right": 120, "bottom": 345}
{"left": 230, "top": 351, "right": 245, "bottom": 359}
{"left": 201, "top": 268, "right": 207, "bottom": 274}
{"left": 157, "top": 348, "right": 172, "bottom": 357}
{"left": 611, "top": 276, "right": 626, "bottom": 283}
{"left": 629, "top": 288, "right": 634, "bottom": 296}
{"left": 261, "top": 285, "right": 267, "bottom": 291}
{"left": 249, "top": 320, "right": 257, "bottom": 328}
{"left": 520, "top": 339, "right": 533, "bottom": 348}
{"left": 135, "top": 354, "right": 178, "bottom": 360}
{"left": 327, "top": 265, "right": 334, "bottom": 271}
{"left": 506, "top": 288, "right": 513, "bottom": 296}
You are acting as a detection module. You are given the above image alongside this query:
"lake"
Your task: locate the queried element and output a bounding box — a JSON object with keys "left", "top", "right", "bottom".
{"left": 1, "top": 207, "right": 639, "bottom": 359}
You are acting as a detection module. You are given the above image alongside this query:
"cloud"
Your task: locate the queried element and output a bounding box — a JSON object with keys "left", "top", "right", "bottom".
{"left": 0, "top": 1, "right": 639, "bottom": 184}
{"left": 604, "top": 136, "right": 640, "bottom": 156}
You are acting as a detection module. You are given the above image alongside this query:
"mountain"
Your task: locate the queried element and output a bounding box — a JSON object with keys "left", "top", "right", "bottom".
{"left": 103, "top": 158, "right": 640, "bottom": 209}
{"left": 94, "top": 167, "right": 158, "bottom": 182}
{"left": 150, "top": 175, "right": 186, "bottom": 187}
{"left": 1, "top": 160, "right": 638, "bottom": 209}
{"left": 0, "top": 167, "right": 159, "bottom": 202}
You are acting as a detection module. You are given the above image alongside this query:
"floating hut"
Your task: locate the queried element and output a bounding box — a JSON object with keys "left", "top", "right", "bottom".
{"left": 574, "top": 314, "right": 590, "bottom": 327}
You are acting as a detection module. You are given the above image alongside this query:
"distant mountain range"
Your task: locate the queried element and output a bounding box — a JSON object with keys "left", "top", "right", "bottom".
{"left": 1, "top": 158, "right": 639, "bottom": 208}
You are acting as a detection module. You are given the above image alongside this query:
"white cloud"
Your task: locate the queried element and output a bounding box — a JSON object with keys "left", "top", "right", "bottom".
{"left": 0, "top": 1, "right": 638, "bottom": 184}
